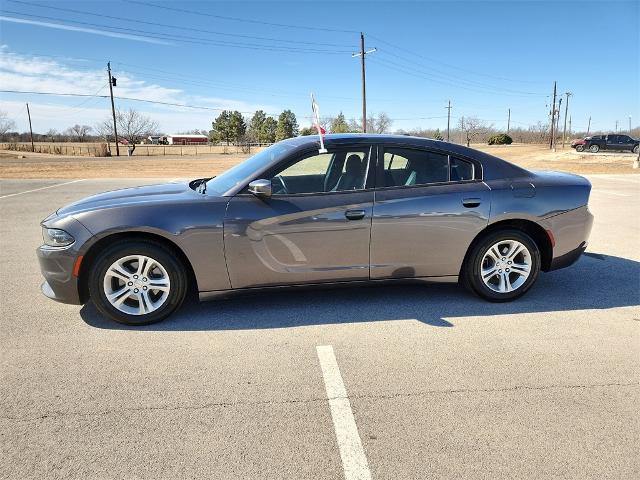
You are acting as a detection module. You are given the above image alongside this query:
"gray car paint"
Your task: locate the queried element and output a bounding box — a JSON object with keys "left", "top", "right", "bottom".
{"left": 37, "top": 134, "right": 593, "bottom": 306}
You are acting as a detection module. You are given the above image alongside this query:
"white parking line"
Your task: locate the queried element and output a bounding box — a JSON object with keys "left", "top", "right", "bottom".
{"left": 316, "top": 345, "right": 372, "bottom": 480}
{"left": 0, "top": 179, "right": 86, "bottom": 199}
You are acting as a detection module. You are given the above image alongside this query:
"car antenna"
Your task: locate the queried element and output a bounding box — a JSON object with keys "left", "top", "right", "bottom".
{"left": 311, "top": 93, "right": 328, "bottom": 154}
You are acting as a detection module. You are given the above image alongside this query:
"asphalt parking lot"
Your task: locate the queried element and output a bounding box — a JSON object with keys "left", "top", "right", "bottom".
{"left": 1, "top": 175, "right": 639, "bottom": 479}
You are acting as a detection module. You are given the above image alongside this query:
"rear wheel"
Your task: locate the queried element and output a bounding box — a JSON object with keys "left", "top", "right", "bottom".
{"left": 89, "top": 241, "right": 188, "bottom": 325}
{"left": 589, "top": 144, "right": 600, "bottom": 153}
{"left": 633, "top": 145, "right": 639, "bottom": 154}
{"left": 575, "top": 144, "right": 585, "bottom": 152}
{"left": 463, "top": 230, "right": 540, "bottom": 302}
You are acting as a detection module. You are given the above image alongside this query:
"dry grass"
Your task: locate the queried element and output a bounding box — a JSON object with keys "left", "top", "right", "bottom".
{"left": 0, "top": 143, "right": 637, "bottom": 179}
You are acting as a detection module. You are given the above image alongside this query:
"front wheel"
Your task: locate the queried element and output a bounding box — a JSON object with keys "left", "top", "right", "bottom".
{"left": 589, "top": 144, "right": 600, "bottom": 153}
{"left": 463, "top": 230, "right": 541, "bottom": 302}
{"left": 89, "top": 241, "right": 188, "bottom": 325}
{"left": 575, "top": 144, "right": 585, "bottom": 152}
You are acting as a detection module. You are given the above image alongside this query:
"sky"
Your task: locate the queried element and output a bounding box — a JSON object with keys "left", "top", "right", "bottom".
{"left": 0, "top": 0, "right": 638, "bottom": 135}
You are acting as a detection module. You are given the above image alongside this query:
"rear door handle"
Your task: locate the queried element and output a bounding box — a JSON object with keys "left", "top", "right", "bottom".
{"left": 345, "top": 209, "right": 366, "bottom": 220}
{"left": 462, "top": 198, "right": 481, "bottom": 208}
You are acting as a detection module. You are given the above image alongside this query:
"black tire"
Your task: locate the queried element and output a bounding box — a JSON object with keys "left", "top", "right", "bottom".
{"left": 88, "top": 240, "right": 188, "bottom": 325}
{"left": 462, "top": 229, "right": 541, "bottom": 302}
{"left": 633, "top": 145, "right": 639, "bottom": 154}
{"left": 589, "top": 144, "right": 599, "bottom": 153}
{"left": 575, "top": 144, "right": 585, "bottom": 152}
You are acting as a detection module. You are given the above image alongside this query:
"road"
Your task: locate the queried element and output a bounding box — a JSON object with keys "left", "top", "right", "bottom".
{"left": 1, "top": 175, "right": 638, "bottom": 479}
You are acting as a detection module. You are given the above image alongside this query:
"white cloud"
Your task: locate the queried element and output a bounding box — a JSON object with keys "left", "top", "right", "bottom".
{"left": 0, "top": 48, "right": 279, "bottom": 133}
{"left": 0, "top": 16, "right": 172, "bottom": 45}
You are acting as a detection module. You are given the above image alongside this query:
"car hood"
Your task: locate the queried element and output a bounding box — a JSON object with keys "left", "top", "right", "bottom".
{"left": 56, "top": 181, "right": 210, "bottom": 217}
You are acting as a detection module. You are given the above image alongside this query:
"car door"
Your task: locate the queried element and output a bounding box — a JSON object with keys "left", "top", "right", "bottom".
{"left": 618, "top": 135, "right": 633, "bottom": 150}
{"left": 605, "top": 135, "right": 618, "bottom": 151}
{"left": 224, "top": 145, "right": 375, "bottom": 289}
{"left": 370, "top": 145, "right": 490, "bottom": 279}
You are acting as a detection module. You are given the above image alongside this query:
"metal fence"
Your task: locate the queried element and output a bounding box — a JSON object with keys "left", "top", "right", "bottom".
{"left": 0, "top": 142, "right": 271, "bottom": 157}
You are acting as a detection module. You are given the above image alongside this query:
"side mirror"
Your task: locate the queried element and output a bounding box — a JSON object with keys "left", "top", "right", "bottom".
{"left": 248, "top": 179, "right": 272, "bottom": 198}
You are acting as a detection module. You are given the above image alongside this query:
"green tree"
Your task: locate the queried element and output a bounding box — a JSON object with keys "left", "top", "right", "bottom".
{"left": 260, "top": 117, "right": 277, "bottom": 143}
{"left": 228, "top": 110, "right": 246, "bottom": 144}
{"left": 299, "top": 126, "right": 316, "bottom": 136}
{"left": 330, "top": 112, "right": 351, "bottom": 133}
{"left": 249, "top": 110, "right": 267, "bottom": 142}
{"left": 275, "top": 109, "right": 299, "bottom": 141}
{"left": 211, "top": 110, "right": 232, "bottom": 144}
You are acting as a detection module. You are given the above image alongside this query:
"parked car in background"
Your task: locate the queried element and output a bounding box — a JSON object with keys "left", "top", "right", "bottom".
{"left": 572, "top": 134, "right": 639, "bottom": 153}
{"left": 37, "top": 134, "right": 594, "bottom": 325}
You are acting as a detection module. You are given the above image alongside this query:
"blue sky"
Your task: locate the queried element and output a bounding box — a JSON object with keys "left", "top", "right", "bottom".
{"left": 0, "top": 0, "right": 638, "bottom": 134}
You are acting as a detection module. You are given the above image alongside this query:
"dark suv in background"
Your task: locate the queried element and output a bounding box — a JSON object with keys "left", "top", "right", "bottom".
{"left": 572, "top": 134, "right": 639, "bottom": 153}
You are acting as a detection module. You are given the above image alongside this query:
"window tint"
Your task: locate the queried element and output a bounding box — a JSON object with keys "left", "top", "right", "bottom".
{"left": 269, "top": 148, "right": 370, "bottom": 195}
{"left": 450, "top": 157, "right": 474, "bottom": 181}
{"left": 383, "top": 152, "right": 409, "bottom": 169}
{"left": 382, "top": 148, "right": 449, "bottom": 187}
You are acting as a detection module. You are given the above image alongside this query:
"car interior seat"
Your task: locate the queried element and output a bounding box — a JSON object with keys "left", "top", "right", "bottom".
{"left": 333, "top": 154, "right": 364, "bottom": 191}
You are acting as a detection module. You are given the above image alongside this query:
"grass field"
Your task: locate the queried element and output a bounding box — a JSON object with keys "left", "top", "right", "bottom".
{"left": 0, "top": 142, "right": 259, "bottom": 157}
{"left": 0, "top": 143, "right": 637, "bottom": 179}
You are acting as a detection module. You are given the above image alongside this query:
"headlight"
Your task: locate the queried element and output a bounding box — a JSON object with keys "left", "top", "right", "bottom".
{"left": 42, "top": 228, "right": 75, "bottom": 247}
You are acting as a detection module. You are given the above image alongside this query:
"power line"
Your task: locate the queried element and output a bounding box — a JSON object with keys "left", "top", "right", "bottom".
{"left": 129, "top": 0, "right": 359, "bottom": 34}
{"left": 1, "top": 10, "right": 352, "bottom": 54}
{"left": 7, "top": 0, "right": 353, "bottom": 48}
{"left": 368, "top": 34, "right": 547, "bottom": 86}
{"left": 374, "top": 50, "right": 543, "bottom": 95}
{"left": 369, "top": 57, "right": 546, "bottom": 98}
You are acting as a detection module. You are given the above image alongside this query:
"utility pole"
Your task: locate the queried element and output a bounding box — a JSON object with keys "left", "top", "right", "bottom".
{"left": 507, "top": 108, "right": 511, "bottom": 134}
{"left": 555, "top": 97, "right": 562, "bottom": 151}
{"left": 568, "top": 116, "right": 571, "bottom": 138}
{"left": 587, "top": 116, "right": 591, "bottom": 135}
{"left": 549, "top": 81, "right": 557, "bottom": 150}
{"left": 107, "top": 62, "right": 120, "bottom": 156}
{"left": 629, "top": 115, "right": 632, "bottom": 133}
{"left": 352, "top": 33, "right": 376, "bottom": 133}
{"left": 562, "top": 92, "right": 571, "bottom": 148}
{"left": 615, "top": 120, "right": 618, "bottom": 132}
{"left": 446, "top": 100, "right": 451, "bottom": 141}
{"left": 26, "top": 103, "right": 34, "bottom": 152}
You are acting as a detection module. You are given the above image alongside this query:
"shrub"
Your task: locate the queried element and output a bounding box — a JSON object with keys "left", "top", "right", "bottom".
{"left": 488, "top": 133, "right": 513, "bottom": 145}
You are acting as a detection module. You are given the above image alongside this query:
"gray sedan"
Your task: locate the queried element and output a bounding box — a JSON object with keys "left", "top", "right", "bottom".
{"left": 37, "top": 134, "right": 593, "bottom": 325}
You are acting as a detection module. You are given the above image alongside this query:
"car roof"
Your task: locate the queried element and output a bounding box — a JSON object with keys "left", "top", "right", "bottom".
{"left": 280, "top": 133, "right": 530, "bottom": 180}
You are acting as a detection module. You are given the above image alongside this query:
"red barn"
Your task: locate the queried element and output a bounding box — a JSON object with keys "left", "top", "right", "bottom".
{"left": 166, "top": 134, "right": 208, "bottom": 145}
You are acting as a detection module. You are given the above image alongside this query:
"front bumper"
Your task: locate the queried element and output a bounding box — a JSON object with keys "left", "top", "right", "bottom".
{"left": 37, "top": 245, "right": 83, "bottom": 305}
{"left": 37, "top": 215, "right": 93, "bottom": 306}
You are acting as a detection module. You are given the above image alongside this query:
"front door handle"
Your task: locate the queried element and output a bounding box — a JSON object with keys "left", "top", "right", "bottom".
{"left": 345, "top": 209, "right": 366, "bottom": 220}
{"left": 462, "top": 198, "right": 481, "bottom": 208}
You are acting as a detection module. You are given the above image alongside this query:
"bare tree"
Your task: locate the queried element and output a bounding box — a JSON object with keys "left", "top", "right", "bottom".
{"left": 116, "top": 109, "right": 159, "bottom": 144}
{"left": 347, "top": 112, "right": 393, "bottom": 134}
{"left": 0, "top": 110, "right": 16, "bottom": 137}
{"left": 458, "top": 116, "right": 492, "bottom": 146}
{"left": 372, "top": 112, "right": 392, "bottom": 133}
{"left": 45, "top": 128, "right": 58, "bottom": 142}
{"left": 96, "top": 108, "right": 159, "bottom": 145}
{"left": 66, "top": 124, "right": 92, "bottom": 142}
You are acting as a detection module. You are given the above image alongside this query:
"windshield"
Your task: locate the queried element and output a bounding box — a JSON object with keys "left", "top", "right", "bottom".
{"left": 204, "top": 142, "right": 297, "bottom": 195}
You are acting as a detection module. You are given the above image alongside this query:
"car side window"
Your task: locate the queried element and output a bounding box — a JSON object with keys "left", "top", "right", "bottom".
{"left": 269, "top": 148, "right": 370, "bottom": 195}
{"left": 382, "top": 148, "right": 449, "bottom": 187}
{"left": 450, "top": 157, "right": 474, "bottom": 181}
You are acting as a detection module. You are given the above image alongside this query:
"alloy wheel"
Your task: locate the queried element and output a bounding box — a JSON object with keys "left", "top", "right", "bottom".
{"left": 480, "top": 240, "right": 532, "bottom": 293}
{"left": 103, "top": 255, "right": 171, "bottom": 315}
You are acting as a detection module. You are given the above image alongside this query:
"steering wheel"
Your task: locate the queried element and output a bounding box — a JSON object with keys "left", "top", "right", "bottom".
{"left": 273, "top": 175, "right": 289, "bottom": 195}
